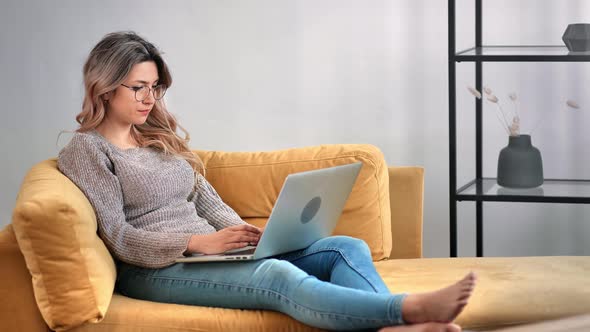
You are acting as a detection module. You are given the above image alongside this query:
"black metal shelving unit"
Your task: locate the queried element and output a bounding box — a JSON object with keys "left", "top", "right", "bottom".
{"left": 448, "top": 0, "right": 590, "bottom": 257}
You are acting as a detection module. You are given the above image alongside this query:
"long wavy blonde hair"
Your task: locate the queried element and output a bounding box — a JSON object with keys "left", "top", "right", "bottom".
{"left": 72, "top": 31, "right": 205, "bottom": 179}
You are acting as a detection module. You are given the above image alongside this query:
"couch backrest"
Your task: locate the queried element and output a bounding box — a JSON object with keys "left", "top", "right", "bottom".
{"left": 194, "top": 143, "right": 392, "bottom": 260}
{"left": 387, "top": 166, "right": 424, "bottom": 259}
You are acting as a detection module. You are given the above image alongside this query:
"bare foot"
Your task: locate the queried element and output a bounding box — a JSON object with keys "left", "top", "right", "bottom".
{"left": 379, "top": 322, "right": 462, "bottom": 332}
{"left": 401, "top": 271, "right": 477, "bottom": 324}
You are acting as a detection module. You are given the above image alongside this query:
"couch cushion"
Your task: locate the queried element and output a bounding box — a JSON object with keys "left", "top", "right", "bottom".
{"left": 195, "top": 144, "right": 392, "bottom": 260}
{"left": 375, "top": 256, "right": 590, "bottom": 331}
{"left": 70, "top": 256, "right": 590, "bottom": 332}
{"left": 68, "top": 293, "right": 323, "bottom": 332}
{"left": 11, "top": 159, "right": 117, "bottom": 331}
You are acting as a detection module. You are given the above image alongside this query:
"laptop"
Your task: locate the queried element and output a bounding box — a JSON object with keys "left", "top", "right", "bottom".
{"left": 175, "top": 161, "right": 363, "bottom": 263}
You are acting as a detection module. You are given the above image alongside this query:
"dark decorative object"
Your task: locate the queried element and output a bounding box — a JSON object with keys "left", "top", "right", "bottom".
{"left": 497, "top": 135, "right": 544, "bottom": 188}
{"left": 562, "top": 23, "right": 590, "bottom": 52}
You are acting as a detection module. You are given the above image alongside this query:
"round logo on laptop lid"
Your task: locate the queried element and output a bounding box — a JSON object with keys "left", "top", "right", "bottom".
{"left": 300, "top": 196, "right": 321, "bottom": 224}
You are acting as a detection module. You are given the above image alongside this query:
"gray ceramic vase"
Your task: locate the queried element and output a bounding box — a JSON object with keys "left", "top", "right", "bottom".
{"left": 562, "top": 23, "right": 590, "bottom": 52}
{"left": 497, "top": 135, "right": 543, "bottom": 189}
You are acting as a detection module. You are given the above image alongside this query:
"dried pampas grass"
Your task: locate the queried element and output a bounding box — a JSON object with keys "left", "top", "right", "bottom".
{"left": 465, "top": 85, "right": 584, "bottom": 137}
{"left": 566, "top": 100, "right": 580, "bottom": 109}
{"left": 467, "top": 87, "right": 482, "bottom": 99}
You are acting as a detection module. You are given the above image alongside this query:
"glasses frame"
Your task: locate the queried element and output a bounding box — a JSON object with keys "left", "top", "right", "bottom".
{"left": 120, "top": 83, "right": 167, "bottom": 102}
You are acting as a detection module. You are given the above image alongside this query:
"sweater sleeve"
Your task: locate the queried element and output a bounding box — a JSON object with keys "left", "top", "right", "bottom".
{"left": 57, "top": 134, "right": 192, "bottom": 268}
{"left": 190, "top": 173, "right": 246, "bottom": 230}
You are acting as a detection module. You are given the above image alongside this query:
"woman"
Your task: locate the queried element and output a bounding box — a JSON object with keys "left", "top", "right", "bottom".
{"left": 57, "top": 31, "right": 476, "bottom": 332}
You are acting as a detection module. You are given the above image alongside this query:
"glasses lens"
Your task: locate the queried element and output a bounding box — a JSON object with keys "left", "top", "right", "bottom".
{"left": 154, "top": 85, "right": 167, "bottom": 100}
{"left": 136, "top": 86, "right": 149, "bottom": 101}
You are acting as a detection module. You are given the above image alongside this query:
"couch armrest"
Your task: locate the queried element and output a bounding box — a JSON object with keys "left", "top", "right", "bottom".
{"left": 0, "top": 225, "right": 48, "bottom": 331}
{"left": 388, "top": 166, "right": 424, "bottom": 259}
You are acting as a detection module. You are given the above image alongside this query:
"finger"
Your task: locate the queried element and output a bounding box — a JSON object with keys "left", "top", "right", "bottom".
{"left": 230, "top": 235, "right": 260, "bottom": 243}
{"left": 231, "top": 224, "right": 261, "bottom": 234}
{"left": 233, "top": 229, "right": 262, "bottom": 237}
{"left": 225, "top": 242, "right": 250, "bottom": 250}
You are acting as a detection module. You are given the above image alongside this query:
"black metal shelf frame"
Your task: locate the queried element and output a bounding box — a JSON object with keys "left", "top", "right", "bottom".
{"left": 456, "top": 178, "right": 590, "bottom": 204}
{"left": 455, "top": 45, "right": 590, "bottom": 62}
{"left": 448, "top": 0, "right": 590, "bottom": 258}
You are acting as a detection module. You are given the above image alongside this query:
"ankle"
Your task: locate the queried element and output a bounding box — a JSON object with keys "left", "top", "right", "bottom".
{"left": 401, "top": 294, "right": 424, "bottom": 323}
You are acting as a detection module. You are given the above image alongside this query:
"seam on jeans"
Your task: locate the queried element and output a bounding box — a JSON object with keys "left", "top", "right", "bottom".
{"left": 127, "top": 270, "right": 394, "bottom": 324}
{"left": 393, "top": 293, "right": 408, "bottom": 325}
{"left": 284, "top": 247, "right": 381, "bottom": 293}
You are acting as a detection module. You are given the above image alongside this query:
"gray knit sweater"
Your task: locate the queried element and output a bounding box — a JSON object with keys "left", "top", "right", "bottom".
{"left": 57, "top": 129, "right": 246, "bottom": 268}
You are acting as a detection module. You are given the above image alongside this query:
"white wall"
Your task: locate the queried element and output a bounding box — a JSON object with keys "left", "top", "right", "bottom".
{"left": 1, "top": 0, "right": 588, "bottom": 258}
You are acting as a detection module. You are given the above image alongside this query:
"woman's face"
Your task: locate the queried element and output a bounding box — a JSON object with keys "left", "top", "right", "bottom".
{"left": 104, "top": 61, "right": 159, "bottom": 127}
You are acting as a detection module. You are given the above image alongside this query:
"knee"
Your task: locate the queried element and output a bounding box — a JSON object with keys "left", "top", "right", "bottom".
{"left": 323, "top": 235, "right": 371, "bottom": 254}
{"left": 254, "top": 259, "right": 305, "bottom": 280}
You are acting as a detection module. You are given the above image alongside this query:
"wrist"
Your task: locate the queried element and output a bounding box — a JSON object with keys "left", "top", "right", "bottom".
{"left": 186, "top": 234, "right": 204, "bottom": 254}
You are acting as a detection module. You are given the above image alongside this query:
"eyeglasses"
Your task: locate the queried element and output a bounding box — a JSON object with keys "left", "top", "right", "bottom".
{"left": 120, "top": 83, "right": 167, "bottom": 102}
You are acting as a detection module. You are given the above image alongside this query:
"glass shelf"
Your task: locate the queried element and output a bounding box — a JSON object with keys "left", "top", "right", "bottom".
{"left": 455, "top": 45, "right": 590, "bottom": 62}
{"left": 456, "top": 178, "right": 590, "bottom": 203}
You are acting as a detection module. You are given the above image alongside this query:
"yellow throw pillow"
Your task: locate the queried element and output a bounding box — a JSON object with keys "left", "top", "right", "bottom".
{"left": 12, "top": 159, "right": 116, "bottom": 332}
{"left": 195, "top": 144, "right": 392, "bottom": 260}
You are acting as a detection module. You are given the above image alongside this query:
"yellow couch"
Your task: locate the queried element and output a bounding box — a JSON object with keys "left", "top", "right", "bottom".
{"left": 1, "top": 144, "right": 589, "bottom": 332}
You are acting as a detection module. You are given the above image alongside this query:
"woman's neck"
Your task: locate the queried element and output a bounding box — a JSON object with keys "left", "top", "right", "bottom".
{"left": 95, "top": 122, "right": 138, "bottom": 149}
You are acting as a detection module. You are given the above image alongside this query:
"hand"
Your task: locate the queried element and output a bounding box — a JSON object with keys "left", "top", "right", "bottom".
{"left": 187, "top": 224, "right": 262, "bottom": 255}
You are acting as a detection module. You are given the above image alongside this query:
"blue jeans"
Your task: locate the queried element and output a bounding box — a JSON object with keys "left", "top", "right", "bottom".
{"left": 115, "top": 236, "right": 407, "bottom": 331}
